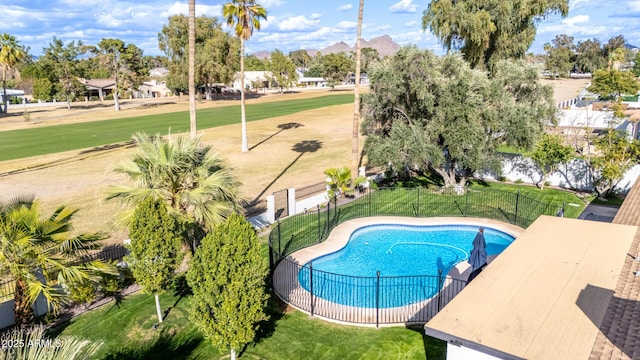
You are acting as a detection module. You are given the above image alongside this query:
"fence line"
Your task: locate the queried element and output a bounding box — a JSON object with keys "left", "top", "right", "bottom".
{"left": 269, "top": 186, "right": 564, "bottom": 326}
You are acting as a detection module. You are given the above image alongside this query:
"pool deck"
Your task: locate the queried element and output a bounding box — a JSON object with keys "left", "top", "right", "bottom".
{"left": 272, "top": 216, "right": 524, "bottom": 326}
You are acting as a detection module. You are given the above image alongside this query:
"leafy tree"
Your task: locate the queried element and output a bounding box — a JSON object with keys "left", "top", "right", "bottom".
{"left": 32, "top": 78, "right": 54, "bottom": 101}
{"left": 634, "top": 51, "right": 640, "bottom": 77}
{"left": 0, "top": 33, "right": 27, "bottom": 113}
{"left": 86, "top": 38, "right": 148, "bottom": 111}
{"left": 289, "top": 49, "right": 311, "bottom": 68}
{"left": 588, "top": 129, "right": 640, "bottom": 197}
{"left": 589, "top": 69, "right": 640, "bottom": 100}
{"left": 530, "top": 134, "right": 574, "bottom": 190}
{"left": 575, "top": 38, "right": 605, "bottom": 73}
{"left": 106, "top": 133, "right": 241, "bottom": 253}
{"left": 422, "top": 0, "right": 569, "bottom": 69}
{"left": 321, "top": 52, "right": 354, "bottom": 87}
{"left": 187, "top": 213, "right": 268, "bottom": 360}
{"left": 361, "top": 47, "right": 555, "bottom": 187}
{"left": 360, "top": 47, "right": 379, "bottom": 73}
{"left": 128, "top": 197, "right": 183, "bottom": 324}
{"left": 544, "top": 34, "right": 575, "bottom": 78}
{"left": 266, "top": 49, "right": 298, "bottom": 92}
{"left": 603, "top": 35, "right": 626, "bottom": 59}
{"left": 244, "top": 55, "right": 266, "bottom": 70}
{"left": 304, "top": 59, "right": 324, "bottom": 77}
{"left": 0, "top": 198, "right": 115, "bottom": 326}
{"left": 224, "top": 0, "right": 268, "bottom": 153}
{"left": 40, "top": 38, "right": 86, "bottom": 109}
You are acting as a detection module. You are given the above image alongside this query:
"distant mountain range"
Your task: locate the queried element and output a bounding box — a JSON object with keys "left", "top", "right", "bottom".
{"left": 252, "top": 35, "right": 401, "bottom": 60}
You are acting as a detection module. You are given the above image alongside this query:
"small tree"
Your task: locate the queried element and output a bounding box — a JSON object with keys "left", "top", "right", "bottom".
{"left": 187, "top": 213, "right": 268, "bottom": 360}
{"left": 324, "top": 167, "right": 365, "bottom": 199}
{"left": 530, "top": 133, "right": 574, "bottom": 190}
{"left": 588, "top": 129, "right": 640, "bottom": 198}
{"left": 128, "top": 197, "right": 183, "bottom": 324}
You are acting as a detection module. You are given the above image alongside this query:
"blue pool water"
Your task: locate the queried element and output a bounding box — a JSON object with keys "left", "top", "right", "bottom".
{"left": 298, "top": 224, "right": 514, "bottom": 308}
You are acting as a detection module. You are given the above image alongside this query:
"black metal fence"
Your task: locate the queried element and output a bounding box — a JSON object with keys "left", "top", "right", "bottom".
{"left": 269, "top": 186, "right": 564, "bottom": 326}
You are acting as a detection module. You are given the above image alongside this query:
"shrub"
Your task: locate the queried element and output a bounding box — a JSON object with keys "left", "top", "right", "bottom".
{"left": 69, "top": 281, "right": 97, "bottom": 308}
{"left": 515, "top": 178, "right": 524, "bottom": 184}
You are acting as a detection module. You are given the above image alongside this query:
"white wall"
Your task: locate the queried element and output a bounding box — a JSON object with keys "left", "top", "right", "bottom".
{"left": 447, "top": 344, "right": 505, "bottom": 360}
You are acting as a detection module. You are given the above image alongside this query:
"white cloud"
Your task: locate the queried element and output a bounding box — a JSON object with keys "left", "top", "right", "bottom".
{"left": 389, "top": 0, "right": 418, "bottom": 14}
{"left": 405, "top": 20, "right": 418, "bottom": 28}
{"left": 628, "top": 1, "right": 640, "bottom": 12}
{"left": 161, "top": 2, "right": 221, "bottom": 18}
{"left": 260, "top": 0, "right": 285, "bottom": 8}
{"left": 337, "top": 4, "right": 353, "bottom": 11}
{"left": 336, "top": 21, "right": 357, "bottom": 30}
{"left": 562, "top": 15, "right": 590, "bottom": 26}
{"left": 310, "top": 13, "right": 322, "bottom": 20}
{"left": 278, "top": 15, "right": 320, "bottom": 31}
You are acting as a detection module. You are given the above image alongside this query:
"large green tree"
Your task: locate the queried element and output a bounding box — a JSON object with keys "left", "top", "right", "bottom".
{"left": 543, "top": 34, "right": 575, "bottom": 79}
{"left": 0, "top": 33, "right": 27, "bottom": 113}
{"left": 0, "top": 198, "right": 115, "bottom": 326}
{"left": 187, "top": 213, "right": 268, "bottom": 360}
{"left": 321, "top": 52, "right": 354, "bottom": 87}
{"left": 288, "top": 49, "right": 311, "bottom": 68}
{"left": 266, "top": 49, "right": 298, "bottom": 92}
{"left": 128, "top": 197, "right": 183, "bottom": 324}
{"left": 422, "top": 0, "right": 569, "bottom": 69}
{"left": 40, "top": 38, "right": 86, "bottom": 109}
{"left": 223, "top": 0, "right": 268, "bottom": 153}
{"left": 575, "top": 38, "right": 605, "bottom": 74}
{"left": 106, "top": 133, "right": 241, "bottom": 253}
{"left": 589, "top": 69, "right": 640, "bottom": 100}
{"left": 530, "top": 133, "right": 574, "bottom": 190}
{"left": 362, "top": 47, "right": 555, "bottom": 187}
{"left": 589, "top": 129, "right": 640, "bottom": 197}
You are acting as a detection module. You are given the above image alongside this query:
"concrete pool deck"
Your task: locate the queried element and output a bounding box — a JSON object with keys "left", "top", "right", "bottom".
{"left": 272, "top": 216, "right": 524, "bottom": 326}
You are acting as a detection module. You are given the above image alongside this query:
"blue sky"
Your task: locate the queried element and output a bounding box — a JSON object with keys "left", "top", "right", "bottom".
{"left": 1, "top": 0, "right": 639, "bottom": 58}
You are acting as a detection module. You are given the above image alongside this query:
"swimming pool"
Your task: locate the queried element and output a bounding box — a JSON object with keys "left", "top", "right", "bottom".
{"left": 298, "top": 224, "right": 514, "bottom": 308}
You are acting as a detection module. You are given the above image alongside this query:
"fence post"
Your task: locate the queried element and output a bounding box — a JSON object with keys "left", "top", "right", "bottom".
{"left": 277, "top": 219, "right": 281, "bottom": 255}
{"left": 376, "top": 270, "right": 381, "bottom": 328}
{"left": 437, "top": 269, "right": 443, "bottom": 312}
{"left": 465, "top": 185, "right": 469, "bottom": 214}
{"left": 317, "top": 205, "right": 321, "bottom": 243}
{"left": 326, "top": 201, "right": 330, "bottom": 235}
{"left": 514, "top": 190, "right": 520, "bottom": 225}
{"left": 368, "top": 187, "right": 372, "bottom": 217}
{"left": 417, "top": 187, "right": 420, "bottom": 216}
{"left": 310, "top": 263, "right": 314, "bottom": 317}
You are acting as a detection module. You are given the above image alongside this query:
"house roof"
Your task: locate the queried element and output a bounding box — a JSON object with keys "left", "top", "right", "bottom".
{"left": 82, "top": 78, "right": 116, "bottom": 90}
{"left": 590, "top": 176, "right": 640, "bottom": 359}
{"left": 424, "top": 215, "right": 637, "bottom": 359}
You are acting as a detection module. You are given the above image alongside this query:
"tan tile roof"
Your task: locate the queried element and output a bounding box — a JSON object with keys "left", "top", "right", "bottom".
{"left": 590, "top": 176, "right": 640, "bottom": 360}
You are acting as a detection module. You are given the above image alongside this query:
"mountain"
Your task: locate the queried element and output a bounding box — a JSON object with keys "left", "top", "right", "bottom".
{"left": 253, "top": 50, "right": 271, "bottom": 60}
{"left": 319, "top": 35, "right": 401, "bottom": 57}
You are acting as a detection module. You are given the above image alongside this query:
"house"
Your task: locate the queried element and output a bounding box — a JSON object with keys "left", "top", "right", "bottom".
{"left": 137, "top": 80, "right": 172, "bottom": 98}
{"left": 82, "top": 78, "right": 116, "bottom": 102}
{"left": 232, "top": 71, "right": 272, "bottom": 91}
{"left": 295, "top": 69, "right": 327, "bottom": 87}
{"left": 0, "top": 89, "right": 26, "bottom": 104}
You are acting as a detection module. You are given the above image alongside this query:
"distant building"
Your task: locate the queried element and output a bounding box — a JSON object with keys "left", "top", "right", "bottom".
{"left": 0, "top": 89, "right": 26, "bottom": 104}
{"left": 81, "top": 78, "right": 116, "bottom": 101}
{"left": 233, "top": 71, "right": 272, "bottom": 90}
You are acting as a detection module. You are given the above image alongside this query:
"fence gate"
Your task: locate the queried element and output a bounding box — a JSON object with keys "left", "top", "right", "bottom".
{"left": 273, "top": 189, "right": 289, "bottom": 220}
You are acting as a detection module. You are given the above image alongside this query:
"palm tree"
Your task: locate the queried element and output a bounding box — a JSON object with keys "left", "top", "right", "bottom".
{"left": 352, "top": 0, "right": 364, "bottom": 178}
{"left": 223, "top": 0, "right": 267, "bottom": 152}
{"left": 0, "top": 197, "right": 115, "bottom": 326}
{"left": 0, "top": 33, "right": 27, "bottom": 114}
{"left": 188, "top": 0, "right": 197, "bottom": 139}
{"left": 0, "top": 326, "right": 102, "bottom": 360}
{"left": 106, "top": 133, "right": 242, "bottom": 252}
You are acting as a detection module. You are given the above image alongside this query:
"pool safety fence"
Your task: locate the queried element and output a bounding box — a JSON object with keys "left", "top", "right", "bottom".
{"left": 268, "top": 186, "right": 564, "bottom": 325}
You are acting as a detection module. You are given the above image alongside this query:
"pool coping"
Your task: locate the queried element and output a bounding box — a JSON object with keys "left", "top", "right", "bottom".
{"left": 273, "top": 216, "right": 524, "bottom": 327}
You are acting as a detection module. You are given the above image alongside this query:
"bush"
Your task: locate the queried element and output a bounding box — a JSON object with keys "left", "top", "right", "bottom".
{"left": 544, "top": 181, "right": 551, "bottom": 187}
{"left": 69, "top": 281, "right": 97, "bottom": 308}
{"left": 497, "top": 176, "right": 507, "bottom": 182}
{"left": 515, "top": 178, "right": 524, "bottom": 184}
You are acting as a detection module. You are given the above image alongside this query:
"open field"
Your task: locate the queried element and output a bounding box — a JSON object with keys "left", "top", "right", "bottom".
{"left": 0, "top": 79, "right": 592, "bottom": 245}
{"left": 0, "top": 89, "right": 359, "bottom": 244}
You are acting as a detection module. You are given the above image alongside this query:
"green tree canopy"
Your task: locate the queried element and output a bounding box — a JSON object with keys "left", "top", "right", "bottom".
{"left": 267, "top": 49, "right": 298, "bottom": 92}
{"left": 187, "top": 213, "right": 268, "bottom": 360}
{"left": 362, "top": 47, "right": 555, "bottom": 187}
{"left": 589, "top": 69, "right": 640, "bottom": 100}
{"left": 544, "top": 34, "right": 575, "bottom": 79}
{"left": 0, "top": 33, "right": 28, "bottom": 113}
{"left": 288, "top": 49, "right": 311, "bottom": 68}
{"left": 422, "top": 0, "right": 569, "bottom": 69}
{"left": 589, "top": 129, "right": 640, "bottom": 197}
{"left": 321, "top": 52, "right": 353, "bottom": 87}
{"left": 39, "top": 38, "right": 86, "bottom": 108}
{"left": 128, "top": 197, "right": 183, "bottom": 323}
{"left": 530, "top": 133, "right": 574, "bottom": 189}
{"left": 0, "top": 198, "right": 115, "bottom": 325}
{"left": 575, "top": 38, "right": 606, "bottom": 73}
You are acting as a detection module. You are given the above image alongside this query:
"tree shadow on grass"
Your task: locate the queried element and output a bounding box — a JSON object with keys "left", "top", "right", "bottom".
{"left": 407, "top": 324, "right": 447, "bottom": 360}
{"left": 102, "top": 327, "right": 209, "bottom": 360}
{"left": 249, "top": 122, "right": 304, "bottom": 151}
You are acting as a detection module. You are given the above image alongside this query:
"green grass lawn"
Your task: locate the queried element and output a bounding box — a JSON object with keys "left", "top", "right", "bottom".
{"left": 52, "top": 290, "right": 443, "bottom": 360}
{"left": 0, "top": 94, "right": 353, "bottom": 162}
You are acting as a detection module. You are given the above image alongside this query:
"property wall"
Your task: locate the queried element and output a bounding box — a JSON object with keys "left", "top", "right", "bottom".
{"left": 447, "top": 344, "right": 505, "bottom": 360}
{"left": 0, "top": 294, "right": 52, "bottom": 330}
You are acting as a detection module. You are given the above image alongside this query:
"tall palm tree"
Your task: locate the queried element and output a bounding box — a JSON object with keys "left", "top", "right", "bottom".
{"left": 352, "top": 0, "right": 364, "bottom": 178}
{"left": 223, "top": 0, "right": 267, "bottom": 153}
{"left": 0, "top": 33, "right": 27, "bottom": 114}
{"left": 106, "top": 133, "right": 242, "bottom": 252}
{"left": 0, "top": 197, "right": 115, "bottom": 326}
{"left": 188, "top": 0, "right": 197, "bottom": 139}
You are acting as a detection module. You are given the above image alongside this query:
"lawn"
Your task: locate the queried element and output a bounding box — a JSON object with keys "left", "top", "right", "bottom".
{"left": 0, "top": 94, "right": 353, "bottom": 161}
{"left": 52, "top": 289, "right": 444, "bottom": 360}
